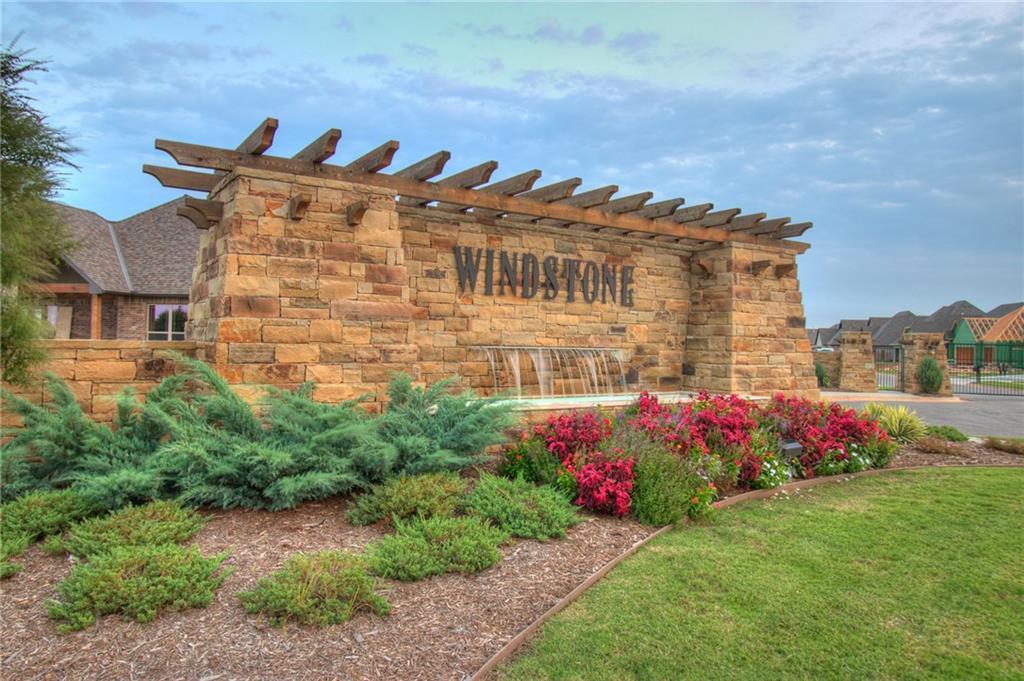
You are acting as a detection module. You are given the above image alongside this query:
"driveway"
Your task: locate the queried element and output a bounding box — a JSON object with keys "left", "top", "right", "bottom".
{"left": 831, "top": 394, "right": 1024, "bottom": 438}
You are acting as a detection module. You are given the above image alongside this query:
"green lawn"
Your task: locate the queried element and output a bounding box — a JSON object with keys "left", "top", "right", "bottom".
{"left": 500, "top": 469, "right": 1024, "bottom": 681}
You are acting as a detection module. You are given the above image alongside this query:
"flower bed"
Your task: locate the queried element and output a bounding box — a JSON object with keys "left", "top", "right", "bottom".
{"left": 504, "top": 391, "right": 897, "bottom": 526}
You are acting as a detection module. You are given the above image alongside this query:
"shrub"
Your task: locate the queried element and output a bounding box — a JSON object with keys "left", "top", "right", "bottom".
{"left": 534, "top": 411, "right": 612, "bottom": 463}
{"left": 58, "top": 501, "right": 205, "bottom": 558}
{"left": 367, "top": 516, "right": 507, "bottom": 581}
{"left": 815, "top": 362, "right": 831, "bottom": 388}
{"left": 852, "top": 433, "right": 898, "bottom": 468}
{"left": 863, "top": 404, "right": 926, "bottom": 444}
{"left": 240, "top": 551, "right": 390, "bottom": 627}
{"left": 47, "top": 543, "right": 230, "bottom": 632}
{"left": 915, "top": 356, "right": 944, "bottom": 394}
{"left": 916, "top": 436, "right": 961, "bottom": 456}
{"left": 575, "top": 457, "right": 635, "bottom": 517}
{"left": 463, "top": 474, "right": 579, "bottom": 541}
{"left": 751, "top": 455, "right": 791, "bottom": 489}
{"left": 499, "top": 437, "right": 578, "bottom": 501}
{"left": 926, "top": 424, "right": 969, "bottom": 442}
{"left": 346, "top": 473, "right": 467, "bottom": 526}
{"left": 983, "top": 437, "right": 1024, "bottom": 456}
{"left": 0, "top": 489, "right": 98, "bottom": 578}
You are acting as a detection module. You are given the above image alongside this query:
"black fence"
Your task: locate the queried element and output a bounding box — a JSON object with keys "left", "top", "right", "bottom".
{"left": 947, "top": 342, "right": 1024, "bottom": 396}
{"left": 874, "top": 345, "right": 904, "bottom": 391}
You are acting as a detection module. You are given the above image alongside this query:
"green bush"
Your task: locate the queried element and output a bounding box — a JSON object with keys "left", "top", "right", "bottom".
{"left": 240, "top": 551, "right": 390, "bottom": 627}
{"left": 367, "top": 516, "right": 507, "bottom": 581}
{"left": 814, "top": 362, "right": 831, "bottom": 388}
{"left": 47, "top": 543, "right": 230, "bottom": 632}
{"left": 347, "top": 472, "right": 467, "bottom": 526}
{"left": 0, "top": 489, "right": 97, "bottom": 578}
{"left": 925, "top": 424, "right": 969, "bottom": 442}
{"left": 1, "top": 362, "right": 514, "bottom": 512}
{"left": 863, "top": 404, "right": 926, "bottom": 444}
{"left": 630, "top": 443, "right": 712, "bottom": 526}
{"left": 462, "top": 474, "right": 579, "bottom": 541}
{"left": 498, "top": 437, "right": 577, "bottom": 501}
{"left": 855, "top": 434, "right": 899, "bottom": 469}
{"left": 58, "top": 501, "right": 205, "bottom": 558}
{"left": 915, "top": 356, "right": 944, "bottom": 394}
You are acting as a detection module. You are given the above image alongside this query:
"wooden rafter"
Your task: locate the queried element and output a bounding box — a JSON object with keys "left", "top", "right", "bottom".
{"left": 143, "top": 165, "right": 220, "bottom": 192}
{"left": 536, "top": 185, "right": 618, "bottom": 226}
{"left": 748, "top": 217, "right": 791, "bottom": 236}
{"left": 475, "top": 178, "right": 581, "bottom": 220}
{"left": 293, "top": 128, "right": 341, "bottom": 164}
{"left": 347, "top": 140, "right": 400, "bottom": 173}
{"left": 150, "top": 134, "right": 811, "bottom": 250}
{"left": 434, "top": 169, "right": 542, "bottom": 212}
{"left": 402, "top": 160, "right": 498, "bottom": 207}
{"left": 664, "top": 203, "right": 712, "bottom": 224}
{"left": 238, "top": 117, "right": 279, "bottom": 155}
{"left": 777, "top": 222, "right": 813, "bottom": 239}
{"left": 701, "top": 208, "right": 742, "bottom": 227}
{"left": 394, "top": 151, "right": 451, "bottom": 180}
{"left": 725, "top": 213, "right": 766, "bottom": 231}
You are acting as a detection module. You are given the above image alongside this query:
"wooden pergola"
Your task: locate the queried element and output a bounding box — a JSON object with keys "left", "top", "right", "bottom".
{"left": 145, "top": 117, "right": 813, "bottom": 252}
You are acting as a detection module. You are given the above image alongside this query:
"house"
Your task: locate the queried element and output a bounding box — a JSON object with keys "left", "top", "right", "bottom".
{"left": 950, "top": 305, "right": 1024, "bottom": 367}
{"left": 37, "top": 197, "right": 197, "bottom": 340}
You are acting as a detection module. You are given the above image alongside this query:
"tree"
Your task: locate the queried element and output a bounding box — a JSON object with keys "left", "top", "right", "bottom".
{"left": 1, "top": 41, "right": 78, "bottom": 385}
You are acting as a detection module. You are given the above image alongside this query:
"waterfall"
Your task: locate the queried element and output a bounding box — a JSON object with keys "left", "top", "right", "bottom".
{"left": 477, "top": 345, "right": 629, "bottom": 397}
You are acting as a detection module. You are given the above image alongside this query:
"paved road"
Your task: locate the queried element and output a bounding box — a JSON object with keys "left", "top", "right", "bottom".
{"left": 835, "top": 395, "right": 1024, "bottom": 438}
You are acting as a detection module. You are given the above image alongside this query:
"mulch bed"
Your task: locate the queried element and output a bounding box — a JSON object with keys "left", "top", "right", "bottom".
{"left": 0, "top": 498, "right": 652, "bottom": 681}
{"left": 892, "top": 440, "right": 1024, "bottom": 468}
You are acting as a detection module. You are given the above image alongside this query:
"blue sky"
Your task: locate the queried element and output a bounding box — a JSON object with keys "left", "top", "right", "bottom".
{"left": 4, "top": 1, "right": 1022, "bottom": 326}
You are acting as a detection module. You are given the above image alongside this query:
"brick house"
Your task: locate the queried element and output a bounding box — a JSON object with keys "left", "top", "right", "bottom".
{"left": 38, "top": 197, "right": 198, "bottom": 340}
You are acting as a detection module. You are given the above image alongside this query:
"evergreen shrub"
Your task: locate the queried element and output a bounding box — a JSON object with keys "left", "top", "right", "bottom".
{"left": 367, "top": 516, "right": 507, "bottom": 581}
{"left": 47, "top": 544, "right": 230, "bottom": 632}
{"left": 925, "top": 424, "right": 969, "bottom": 442}
{"left": 462, "top": 474, "right": 579, "bottom": 541}
{"left": 240, "top": 551, "right": 390, "bottom": 627}
{"left": 0, "top": 489, "right": 97, "bottom": 578}
{"left": 915, "top": 356, "right": 944, "bottom": 394}
{"left": 814, "top": 361, "right": 830, "bottom": 388}
{"left": 863, "top": 404, "right": 926, "bottom": 444}
{"left": 58, "top": 501, "right": 205, "bottom": 558}
{"left": 346, "top": 472, "right": 467, "bottom": 526}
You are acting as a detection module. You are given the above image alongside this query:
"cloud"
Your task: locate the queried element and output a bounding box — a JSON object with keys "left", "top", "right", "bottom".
{"left": 353, "top": 53, "right": 390, "bottom": 67}
{"left": 403, "top": 42, "right": 438, "bottom": 59}
{"left": 609, "top": 30, "right": 660, "bottom": 55}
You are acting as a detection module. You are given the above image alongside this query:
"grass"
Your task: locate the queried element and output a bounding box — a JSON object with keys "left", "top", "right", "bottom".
{"left": 500, "top": 468, "right": 1024, "bottom": 681}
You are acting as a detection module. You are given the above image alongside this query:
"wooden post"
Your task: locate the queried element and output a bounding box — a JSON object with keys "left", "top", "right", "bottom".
{"left": 90, "top": 294, "right": 102, "bottom": 339}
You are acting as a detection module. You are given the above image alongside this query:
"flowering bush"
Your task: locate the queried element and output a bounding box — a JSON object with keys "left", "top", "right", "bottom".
{"left": 751, "top": 456, "right": 790, "bottom": 489}
{"left": 687, "top": 482, "right": 717, "bottom": 519}
{"left": 574, "top": 457, "right": 634, "bottom": 517}
{"left": 534, "top": 411, "right": 613, "bottom": 468}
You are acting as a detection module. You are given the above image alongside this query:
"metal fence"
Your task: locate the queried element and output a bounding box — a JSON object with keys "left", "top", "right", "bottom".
{"left": 874, "top": 345, "right": 904, "bottom": 391}
{"left": 947, "top": 342, "right": 1024, "bottom": 396}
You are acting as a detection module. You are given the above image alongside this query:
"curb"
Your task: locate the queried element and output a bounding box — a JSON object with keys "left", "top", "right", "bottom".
{"left": 468, "top": 463, "right": 1024, "bottom": 680}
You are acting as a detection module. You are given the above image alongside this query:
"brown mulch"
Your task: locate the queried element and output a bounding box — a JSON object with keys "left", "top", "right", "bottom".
{"left": 0, "top": 498, "right": 653, "bottom": 681}
{"left": 892, "top": 440, "right": 1024, "bottom": 468}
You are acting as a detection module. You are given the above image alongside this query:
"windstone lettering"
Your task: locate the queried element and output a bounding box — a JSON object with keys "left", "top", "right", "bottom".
{"left": 453, "top": 246, "right": 634, "bottom": 307}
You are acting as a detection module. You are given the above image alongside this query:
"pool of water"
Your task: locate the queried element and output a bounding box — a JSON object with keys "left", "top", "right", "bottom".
{"left": 494, "top": 391, "right": 704, "bottom": 412}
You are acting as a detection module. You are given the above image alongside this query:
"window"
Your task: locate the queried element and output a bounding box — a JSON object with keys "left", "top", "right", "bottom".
{"left": 148, "top": 304, "right": 187, "bottom": 341}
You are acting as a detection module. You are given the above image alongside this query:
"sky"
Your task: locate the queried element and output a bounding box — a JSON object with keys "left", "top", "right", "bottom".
{"left": 3, "top": 1, "right": 1022, "bottom": 327}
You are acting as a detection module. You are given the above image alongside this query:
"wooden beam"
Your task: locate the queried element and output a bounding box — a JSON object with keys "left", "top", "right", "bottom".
{"left": 725, "top": 213, "right": 766, "bottom": 231}
{"left": 177, "top": 205, "right": 213, "bottom": 230}
{"left": 702, "top": 208, "right": 742, "bottom": 227}
{"left": 749, "top": 217, "right": 791, "bottom": 236}
{"left": 751, "top": 259, "right": 773, "bottom": 275}
{"left": 664, "top": 203, "right": 712, "bottom": 224}
{"left": 237, "top": 117, "right": 279, "bottom": 155}
{"left": 777, "top": 222, "right": 813, "bottom": 239}
{"left": 151, "top": 139, "right": 807, "bottom": 251}
{"left": 435, "top": 169, "right": 542, "bottom": 212}
{"left": 393, "top": 151, "right": 451, "bottom": 180}
{"left": 692, "top": 260, "right": 712, "bottom": 278}
{"left": 89, "top": 294, "right": 102, "bottom": 339}
{"left": 35, "top": 283, "right": 90, "bottom": 295}
{"left": 401, "top": 160, "right": 498, "bottom": 206}
{"left": 601, "top": 192, "right": 653, "bottom": 214}
{"left": 536, "top": 185, "right": 618, "bottom": 226}
{"left": 635, "top": 197, "right": 683, "bottom": 218}
{"left": 347, "top": 140, "right": 400, "bottom": 173}
{"left": 293, "top": 128, "right": 342, "bottom": 164}
{"left": 184, "top": 197, "right": 223, "bottom": 222}
{"left": 775, "top": 263, "right": 797, "bottom": 277}
{"left": 477, "top": 178, "right": 581, "bottom": 220}
{"left": 143, "top": 165, "right": 220, "bottom": 192}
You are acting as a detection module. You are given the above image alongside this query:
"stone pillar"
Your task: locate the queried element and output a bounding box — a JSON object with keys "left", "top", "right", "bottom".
{"left": 187, "top": 167, "right": 423, "bottom": 406}
{"left": 812, "top": 349, "right": 840, "bottom": 388}
{"left": 837, "top": 331, "right": 876, "bottom": 392}
{"left": 682, "top": 243, "right": 818, "bottom": 398}
{"left": 901, "top": 332, "right": 952, "bottom": 395}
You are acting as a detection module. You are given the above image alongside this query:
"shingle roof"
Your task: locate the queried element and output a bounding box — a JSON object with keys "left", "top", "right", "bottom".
{"left": 963, "top": 316, "right": 998, "bottom": 340}
{"left": 112, "top": 198, "right": 198, "bottom": 295}
{"left": 872, "top": 310, "right": 920, "bottom": 346}
{"left": 910, "top": 300, "right": 986, "bottom": 335}
{"left": 987, "top": 302, "right": 1024, "bottom": 318}
{"left": 54, "top": 197, "right": 197, "bottom": 296}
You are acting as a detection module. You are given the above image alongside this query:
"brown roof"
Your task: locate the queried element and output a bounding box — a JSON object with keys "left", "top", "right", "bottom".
{"left": 982, "top": 305, "right": 1024, "bottom": 342}
{"left": 55, "top": 197, "right": 197, "bottom": 296}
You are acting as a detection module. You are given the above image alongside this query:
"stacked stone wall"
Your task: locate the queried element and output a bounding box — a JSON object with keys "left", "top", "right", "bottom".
{"left": 902, "top": 332, "right": 953, "bottom": 396}
{"left": 837, "top": 332, "right": 876, "bottom": 392}
{"left": 813, "top": 350, "right": 840, "bottom": 388}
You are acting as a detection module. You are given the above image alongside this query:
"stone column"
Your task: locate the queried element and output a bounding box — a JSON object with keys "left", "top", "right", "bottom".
{"left": 837, "top": 331, "right": 876, "bottom": 392}
{"left": 682, "top": 243, "right": 818, "bottom": 398}
{"left": 187, "top": 167, "right": 422, "bottom": 406}
{"left": 901, "top": 332, "right": 953, "bottom": 395}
